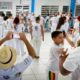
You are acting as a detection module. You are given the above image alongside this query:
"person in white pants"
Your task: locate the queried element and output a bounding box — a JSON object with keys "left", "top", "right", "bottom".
{"left": 50, "top": 14, "right": 58, "bottom": 33}
{"left": 30, "top": 16, "right": 44, "bottom": 59}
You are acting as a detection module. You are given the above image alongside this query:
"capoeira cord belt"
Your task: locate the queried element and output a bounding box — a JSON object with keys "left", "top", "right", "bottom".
{"left": 49, "top": 71, "right": 55, "bottom": 80}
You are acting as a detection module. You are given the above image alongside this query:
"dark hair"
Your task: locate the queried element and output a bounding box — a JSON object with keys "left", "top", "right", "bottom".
{"left": 0, "top": 12, "right": 5, "bottom": 17}
{"left": 2, "top": 12, "right": 5, "bottom": 17}
{"left": 13, "top": 17, "right": 19, "bottom": 24}
{"left": 77, "top": 40, "right": 80, "bottom": 46}
{"left": 51, "top": 31, "right": 63, "bottom": 38}
{"left": 56, "top": 16, "right": 66, "bottom": 30}
{"left": 36, "top": 16, "right": 40, "bottom": 22}
{"left": 69, "top": 13, "right": 73, "bottom": 21}
{"left": 4, "top": 16, "right": 8, "bottom": 21}
{"left": 7, "top": 13, "right": 12, "bottom": 18}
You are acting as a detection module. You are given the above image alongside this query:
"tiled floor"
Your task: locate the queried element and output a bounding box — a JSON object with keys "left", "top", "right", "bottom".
{"left": 21, "top": 32, "right": 72, "bottom": 80}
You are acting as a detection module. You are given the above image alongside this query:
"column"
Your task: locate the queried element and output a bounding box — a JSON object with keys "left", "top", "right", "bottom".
{"left": 31, "top": 0, "right": 35, "bottom": 13}
{"left": 70, "top": 0, "right": 76, "bottom": 17}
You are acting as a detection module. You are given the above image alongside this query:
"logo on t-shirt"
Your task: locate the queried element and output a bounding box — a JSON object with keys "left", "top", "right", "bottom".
{"left": 35, "top": 26, "right": 38, "bottom": 31}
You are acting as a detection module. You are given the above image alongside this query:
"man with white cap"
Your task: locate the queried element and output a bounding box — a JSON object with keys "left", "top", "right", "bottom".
{"left": 0, "top": 31, "right": 36, "bottom": 80}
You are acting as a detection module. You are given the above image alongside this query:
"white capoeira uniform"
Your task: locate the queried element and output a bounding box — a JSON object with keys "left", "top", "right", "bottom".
{"left": 63, "top": 47, "right": 80, "bottom": 80}
{"left": 13, "top": 24, "right": 26, "bottom": 56}
{"left": 49, "top": 43, "right": 63, "bottom": 80}
{"left": 6, "top": 18, "right": 14, "bottom": 30}
{"left": 0, "top": 16, "right": 4, "bottom": 38}
{"left": 72, "top": 19, "right": 80, "bottom": 43}
{"left": 50, "top": 16, "right": 57, "bottom": 33}
{"left": 31, "top": 22, "right": 42, "bottom": 56}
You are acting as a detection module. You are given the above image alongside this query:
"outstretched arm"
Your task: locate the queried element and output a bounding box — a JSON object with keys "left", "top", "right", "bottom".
{"left": 59, "top": 49, "right": 71, "bottom": 76}
{"left": 19, "top": 33, "right": 36, "bottom": 59}
{"left": 0, "top": 31, "right": 13, "bottom": 45}
{"left": 65, "top": 33, "right": 75, "bottom": 47}
{"left": 41, "top": 25, "right": 44, "bottom": 41}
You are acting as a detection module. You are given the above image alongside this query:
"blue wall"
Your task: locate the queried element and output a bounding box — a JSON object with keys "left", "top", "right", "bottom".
{"left": 70, "top": 0, "right": 76, "bottom": 17}
{"left": 31, "top": 0, "right": 35, "bottom": 13}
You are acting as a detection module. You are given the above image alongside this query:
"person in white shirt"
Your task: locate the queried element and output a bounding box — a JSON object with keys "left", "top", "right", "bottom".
{"left": 11, "top": 17, "right": 26, "bottom": 56}
{"left": 56, "top": 16, "right": 75, "bottom": 47}
{"left": 73, "top": 16, "right": 80, "bottom": 43}
{"left": 56, "top": 12, "right": 61, "bottom": 24}
{"left": 49, "top": 31, "right": 64, "bottom": 80}
{"left": 30, "top": 13, "right": 35, "bottom": 22}
{"left": 6, "top": 14, "right": 14, "bottom": 30}
{"left": 0, "top": 31, "right": 36, "bottom": 80}
{"left": 39, "top": 15, "right": 45, "bottom": 26}
{"left": 30, "top": 16, "right": 44, "bottom": 59}
{"left": 0, "top": 13, "right": 4, "bottom": 38}
{"left": 50, "top": 14, "right": 58, "bottom": 32}
{"left": 59, "top": 40, "right": 80, "bottom": 80}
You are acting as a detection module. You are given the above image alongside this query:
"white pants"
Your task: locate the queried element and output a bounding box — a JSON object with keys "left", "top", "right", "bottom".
{"left": 31, "top": 37, "right": 42, "bottom": 56}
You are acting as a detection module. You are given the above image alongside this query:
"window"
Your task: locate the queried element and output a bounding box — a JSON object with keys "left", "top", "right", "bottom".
{"left": 16, "top": 5, "right": 29, "bottom": 13}
{"left": 41, "top": 6, "right": 59, "bottom": 17}
{"left": 75, "top": 5, "right": 80, "bottom": 16}
{"left": 63, "top": 6, "right": 69, "bottom": 13}
{"left": 23, "top": 6, "right": 29, "bottom": 11}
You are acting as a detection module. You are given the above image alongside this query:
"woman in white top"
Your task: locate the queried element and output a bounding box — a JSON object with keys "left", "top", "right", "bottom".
{"left": 56, "top": 16, "right": 75, "bottom": 47}
{"left": 12, "top": 17, "right": 25, "bottom": 56}
{"left": 30, "top": 16, "right": 44, "bottom": 59}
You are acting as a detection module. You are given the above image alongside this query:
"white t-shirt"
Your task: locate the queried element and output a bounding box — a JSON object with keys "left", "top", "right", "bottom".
{"left": 6, "top": 18, "right": 13, "bottom": 30}
{"left": 0, "top": 17, "right": 4, "bottom": 38}
{"left": 40, "top": 16, "right": 44, "bottom": 25}
{"left": 0, "top": 56, "right": 32, "bottom": 80}
{"left": 32, "top": 22, "right": 41, "bottom": 39}
{"left": 49, "top": 43, "right": 63, "bottom": 73}
{"left": 74, "top": 19, "right": 80, "bottom": 33}
{"left": 0, "top": 27, "right": 33, "bottom": 80}
{"left": 73, "top": 20, "right": 80, "bottom": 42}
{"left": 63, "top": 47, "right": 80, "bottom": 72}
{"left": 14, "top": 24, "right": 25, "bottom": 33}
{"left": 0, "top": 16, "right": 3, "bottom": 25}
{"left": 30, "top": 15, "right": 35, "bottom": 22}
{"left": 60, "top": 23, "right": 68, "bottom": 33}
{"left": 50, "top": 16, "right": 57, "bottom": 32}
{"left": 56, "top": 15, "right": 61, "bottom": 23}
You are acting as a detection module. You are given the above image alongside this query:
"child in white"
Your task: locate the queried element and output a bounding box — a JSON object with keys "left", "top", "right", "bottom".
{"left": 49, "top": 31, "right": 64, "bottom": 80}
